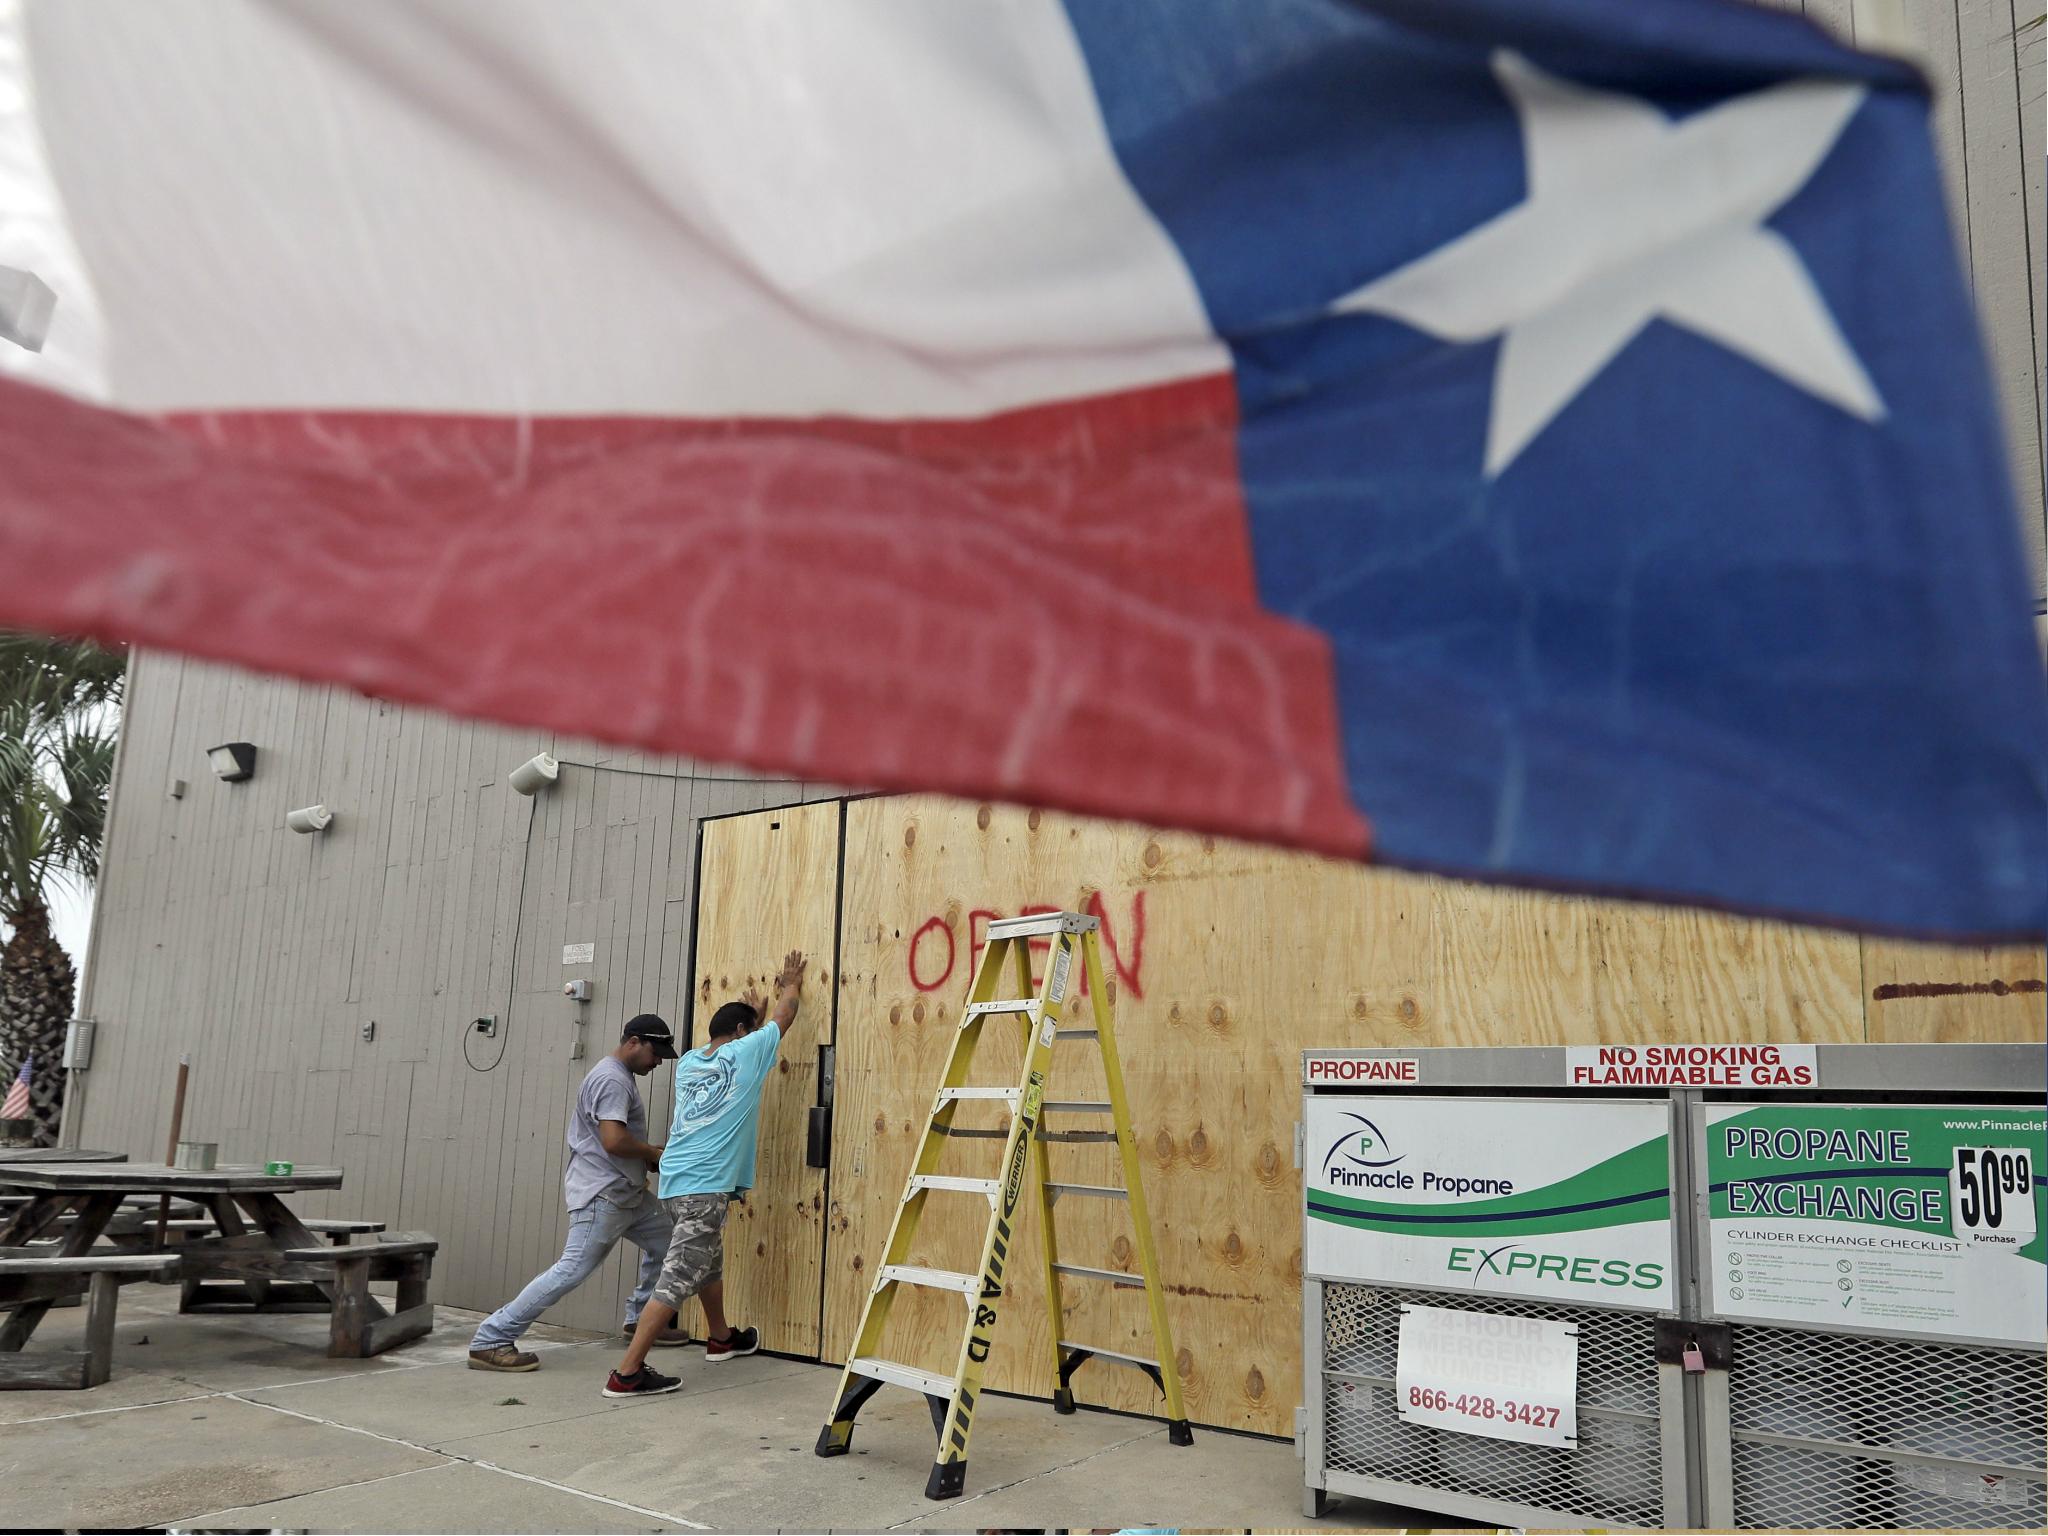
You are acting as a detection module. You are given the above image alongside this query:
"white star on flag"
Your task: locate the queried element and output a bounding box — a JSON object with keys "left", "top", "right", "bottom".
{"left": 1335, "top": 51, "right": 1884, "bottom": 476}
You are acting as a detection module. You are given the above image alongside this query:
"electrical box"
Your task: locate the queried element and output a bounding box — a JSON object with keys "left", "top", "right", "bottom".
{"left": 563, "top": 979, "right": 593, "bottom": 1003}
{"left": 61, "top": 1017, "right": 95, "bottom": 1071}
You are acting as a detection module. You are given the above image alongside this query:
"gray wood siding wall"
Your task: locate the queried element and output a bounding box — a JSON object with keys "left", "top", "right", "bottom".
{"left": 1757, "top": 0, "right": 2047, "bottom": 607}
{"left": 71, "top": 651, "right": 842, "bottom": 1334}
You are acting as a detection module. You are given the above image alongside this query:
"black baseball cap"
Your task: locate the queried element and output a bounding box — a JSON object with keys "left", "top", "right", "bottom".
{"left": 621, "top": 1014, "right": 679, "bottom": 1059}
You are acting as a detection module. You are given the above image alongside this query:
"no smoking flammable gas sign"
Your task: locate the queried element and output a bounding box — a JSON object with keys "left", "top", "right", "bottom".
{"left": 1565, "top": 1044, "right": 1818, "bottom": 1088}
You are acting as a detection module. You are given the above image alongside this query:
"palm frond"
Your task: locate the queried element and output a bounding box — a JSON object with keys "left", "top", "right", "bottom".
{"left": 0, "top": 631, "right": 124, "bottom": 919}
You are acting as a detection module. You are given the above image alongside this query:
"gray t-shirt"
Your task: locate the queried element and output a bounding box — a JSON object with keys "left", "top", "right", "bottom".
{"left": 563, "top": 1056, "right": 646, "bottom": 1211}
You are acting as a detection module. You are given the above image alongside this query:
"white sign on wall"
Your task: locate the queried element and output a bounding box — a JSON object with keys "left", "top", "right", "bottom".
{"left": 1396, "top": 1303, "right": 1579, "bottom": 1448}
{"left": 1305, "top": 1095, "right": 1675, "bottom": 1310}
{"left": 561, "top": 942, "right": 595, "bottom": 965}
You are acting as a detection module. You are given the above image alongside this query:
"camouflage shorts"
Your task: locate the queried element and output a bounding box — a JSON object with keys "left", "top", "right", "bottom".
{"left": 652, "top": 1193, "right": 728, "bottom": 1310}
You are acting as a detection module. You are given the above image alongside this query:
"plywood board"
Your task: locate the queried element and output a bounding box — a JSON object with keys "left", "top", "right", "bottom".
{"left": 1860, "top": 937, "right": 2048, "bottom": 1042}
{"left": 823, "top": 793, "right": 2015, "bottom": 1438}
{"left": 681, "top": 798, "right": 842, "bottom": 1357}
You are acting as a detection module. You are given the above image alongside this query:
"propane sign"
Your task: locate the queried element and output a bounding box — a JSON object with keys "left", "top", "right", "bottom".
{"left": 1305, "top": 1095, "right": 1675, "bottom": 1309}
{"left": 1304, "top": 1054, "right": 1418, "bottom": 1084}
{"left": 1704, "top": 1103, "right": 2046, "bottom": 1345}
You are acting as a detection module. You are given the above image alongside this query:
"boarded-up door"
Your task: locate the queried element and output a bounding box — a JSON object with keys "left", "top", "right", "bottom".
{"left": 683, "top": 800, "right": 842, "bottom": 1357}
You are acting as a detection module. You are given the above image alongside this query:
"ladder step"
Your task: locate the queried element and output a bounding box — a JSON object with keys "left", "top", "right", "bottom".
{"left": 908, "top": 1175, "right": 1000, "bottom": 1200}
{"left": 1055, "top": 1028, "right": 1098, "bottom": 1041}
{"left": 1046, "top": 1182, "right": 1127, "bottom": 1202}
{"left": 1038, "top": 1129, "right": 1118, "bottom": 1144}
{"left": 1042, "top": 1100, "right": 1112, "bottom": 1113}
{"left": 986, "top": 912, "right": 1098, "bottom": 940}
{"left": 936, "top": 1087, "right": 1021, "bottom": 1103}
{"left": 965, "top": 999, "right": 1039, "bottom": 1017}
{"left": 1052, "top": 1262, "right": 1145, "bottom": 1288}
{"left": 878, "top": 1264, "right": 979, "bottom": 1295}
{"left": 936, "top": 1125, "right": 1006, "bottom": 1139}
{"left": 848, "top": 1356, "right": 957, "bottom": 1400}
{"left": 1060, "top": 1340, "right": 1160, "bottom": 1372}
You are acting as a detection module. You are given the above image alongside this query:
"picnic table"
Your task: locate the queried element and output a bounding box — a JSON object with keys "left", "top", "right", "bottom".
{"left": 0, "top": 1162, "right": 435, "bottom": 1380}
{"left": 0, "top": 1147, "right": 126, "bottom": 1164}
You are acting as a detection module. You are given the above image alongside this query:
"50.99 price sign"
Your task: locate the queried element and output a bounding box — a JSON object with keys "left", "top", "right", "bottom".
{"left": 1395, "top": 1304, "right": 1579, "bottom": 1449}
{"left": 1949, "top": 1147, "right": 2037, "bottom": 1249}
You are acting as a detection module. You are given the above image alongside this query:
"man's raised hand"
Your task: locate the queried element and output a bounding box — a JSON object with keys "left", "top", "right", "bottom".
{"left": 771, "top": 951, "right": 808, "bottom": 1029}
{"left": 777, "top": 950, "right": 808, "bottom": 995}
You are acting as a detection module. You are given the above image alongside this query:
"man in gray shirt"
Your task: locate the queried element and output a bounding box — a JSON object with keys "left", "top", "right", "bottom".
{"left": 469, "top": 1014, "right": 689, "bottom": 1371}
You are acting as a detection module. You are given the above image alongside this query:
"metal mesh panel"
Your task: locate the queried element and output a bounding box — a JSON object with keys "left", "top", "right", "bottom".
{"left": 1728, "top": 1323, "right": 2047, "bottom": 1530}
{"left": 1320, "top": 1282, "right": 1665, "bottom": 1526}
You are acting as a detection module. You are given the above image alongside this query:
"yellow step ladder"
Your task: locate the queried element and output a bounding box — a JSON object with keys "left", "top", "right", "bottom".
{"left": 814, "top": 910, "right": 1192, "bottom": 1499}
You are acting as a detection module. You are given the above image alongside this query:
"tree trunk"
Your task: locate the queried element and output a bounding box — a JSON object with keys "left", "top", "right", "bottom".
{"left": 0, "top": 900, "right": 74, "bottom": 1146}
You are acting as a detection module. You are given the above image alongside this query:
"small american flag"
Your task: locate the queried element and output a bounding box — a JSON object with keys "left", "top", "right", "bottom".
{"left": 1, "top": 1055, "right": 31, "bottom": 1120}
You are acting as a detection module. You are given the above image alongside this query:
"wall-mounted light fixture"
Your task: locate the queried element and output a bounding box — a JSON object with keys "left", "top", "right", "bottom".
{"left": 285, "top": 804, "right": 333, "bottom": 834}
{"left": 207, "top": 742, "right": 257, "bottom": 782}
{"left": 0, "top": 264, "right": 55, "bottom": 352}
{"left": 508, "top": 753, "right": 559, "bottom": 795}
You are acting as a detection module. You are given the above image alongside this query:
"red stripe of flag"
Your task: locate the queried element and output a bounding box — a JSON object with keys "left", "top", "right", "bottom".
{"left": 0, "top": 373, "right": 1371, "bottom": 859}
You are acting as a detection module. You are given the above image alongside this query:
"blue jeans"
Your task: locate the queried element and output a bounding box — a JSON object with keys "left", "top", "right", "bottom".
{"left": 470, "top": 1189, "right": 672, "bottom": 1350}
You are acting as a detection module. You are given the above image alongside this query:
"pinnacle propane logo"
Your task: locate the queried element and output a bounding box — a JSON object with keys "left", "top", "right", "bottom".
{"left": 1305, "top": 1097, "right": 1676, "bottom": 1310}
{"left": 1322, "top": 1112, "right": 1404, "bottom": 1183}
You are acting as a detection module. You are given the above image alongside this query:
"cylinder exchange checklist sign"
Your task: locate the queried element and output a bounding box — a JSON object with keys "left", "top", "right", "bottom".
{"left": 1705, "top": 1103, "right": 2046, "bottom": 1346}
{"left": 1305, "top": 1096, "right": 1674, "bottom": 1309}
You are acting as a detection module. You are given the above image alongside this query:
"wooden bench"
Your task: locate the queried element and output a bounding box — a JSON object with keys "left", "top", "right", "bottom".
{"left": 303, "top": 1217, "right": 387, "bottom": 1246}
{"left": 181, "top": 1231, "right": 438, "bottom": 1357}
{"left": 281, "top": 1233, "right": 437, "bottom": 1358}
{"left": 0, "top": 1252, "right": 180, "bottom": 1389}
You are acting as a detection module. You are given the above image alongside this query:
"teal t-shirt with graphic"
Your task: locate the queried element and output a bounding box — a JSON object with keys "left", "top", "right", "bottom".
{"left": 658, "top": 1022, "right": 782, "bottom": 1198}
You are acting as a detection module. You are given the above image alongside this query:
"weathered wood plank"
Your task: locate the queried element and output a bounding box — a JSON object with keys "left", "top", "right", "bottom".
{"left": 363, "top": 1300, "right": 436, "bottom": 1356}
{"left": 280, "top": 1235, "right": 438, "bottom": 1265}
{"left": 0, "top": 1166, "right": 344, "bottom": 1195}
{"left": 328, "top": 1258, "right": 374, "bottom": 1358}
{"left": 82, "top": 1270, "right": 122, "bottom": 1386}
{"left": 0, "top": 1254, "right": 180, "bottom": 1277}
{"left": 0, "top": 1351, "right": 90, "bottom": 1390}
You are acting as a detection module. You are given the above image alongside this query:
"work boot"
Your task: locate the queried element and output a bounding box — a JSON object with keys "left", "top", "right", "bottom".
{"left": 468, "top": 1344, "right": 540, "bottom": 1372}
{"left": 620, "top": 1325, "right": 691, "bottom": 1347}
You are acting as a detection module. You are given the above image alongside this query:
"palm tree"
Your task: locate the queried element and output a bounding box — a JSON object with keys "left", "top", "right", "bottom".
{"left": 0, "top": 632, "right": 123, "bottom": 1146}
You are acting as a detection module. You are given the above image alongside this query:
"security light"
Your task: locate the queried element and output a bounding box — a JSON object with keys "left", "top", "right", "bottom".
{"left": 509, "top": 753, "right": 559, "bottom": 795}
{"left": 285, "top": 804, "right": 333, "bottom": 834}
{"left": 207, "top": 742, "right": 257, "bottom": 782}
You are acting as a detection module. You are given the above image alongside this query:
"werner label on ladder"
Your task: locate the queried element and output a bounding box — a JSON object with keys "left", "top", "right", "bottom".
{"left": 815, "top": 910, "right": 1193, "bottom": 1500}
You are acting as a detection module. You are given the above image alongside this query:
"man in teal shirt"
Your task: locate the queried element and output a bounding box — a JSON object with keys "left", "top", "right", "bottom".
{"left": 603, "top": 949, "right": 807, "bottom": 1398}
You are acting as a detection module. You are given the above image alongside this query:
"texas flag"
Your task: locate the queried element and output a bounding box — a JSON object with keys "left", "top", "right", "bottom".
{"left": 0, "top": 0, "right": 2042, "bottom": 938}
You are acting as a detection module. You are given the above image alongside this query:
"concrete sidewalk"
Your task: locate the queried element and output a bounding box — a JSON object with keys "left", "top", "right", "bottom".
{"left": 0, "top": 1287, "right": 1449, "bottom": 1531}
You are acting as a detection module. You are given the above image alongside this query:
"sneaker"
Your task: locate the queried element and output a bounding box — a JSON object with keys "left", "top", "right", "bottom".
{"left": 468, "top": 1344, "right": 539, "bottom": 1373}
{"left": 619, "top": 1326, "right": 692, "bottom": 1348}
{"left": 704, "top": 1325, "right": 760, "bottom": 1363}
{"left": 602, "top": 1364, "right": 682, "bottom": 1399}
